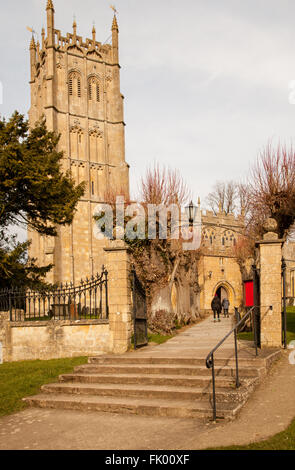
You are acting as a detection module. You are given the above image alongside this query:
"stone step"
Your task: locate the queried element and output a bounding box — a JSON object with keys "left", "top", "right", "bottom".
{"left": 41, "top": 381, "right": 256, "bottom": 403}
{"left": 88, "top": 355, "right": 268, "bottom": 367}
{"left": 59, "top": 372, "right": 238, "bottom": 388}
{"left": 74, "top": 363, "right": 264, "bottom": 378}
{"left": 23, "top": 393, "right": 243, "bottom": 419}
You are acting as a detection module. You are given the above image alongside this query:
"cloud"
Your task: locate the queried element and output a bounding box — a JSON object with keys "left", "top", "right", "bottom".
{"left": 2, "top": 0, "right": 295, "bottom": 217}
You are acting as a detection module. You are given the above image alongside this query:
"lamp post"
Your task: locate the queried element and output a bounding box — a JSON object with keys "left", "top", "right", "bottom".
{"left": 185, "top": 200, "right": 197, "bottom": 227}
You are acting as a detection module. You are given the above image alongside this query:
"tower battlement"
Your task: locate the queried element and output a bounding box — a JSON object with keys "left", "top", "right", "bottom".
{"left": 200, "top": 206, "right": 245, "bottom": 255}
{"left": 30, "top": 1, "right": 118, "bottom": 84}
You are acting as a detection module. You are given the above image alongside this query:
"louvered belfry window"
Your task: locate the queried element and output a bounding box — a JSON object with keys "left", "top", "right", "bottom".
{"left": 88, "top": 77, "right": 100, "bottom": 102}
{"left": 69, "top": 72, "right": 82, "bottom": 97}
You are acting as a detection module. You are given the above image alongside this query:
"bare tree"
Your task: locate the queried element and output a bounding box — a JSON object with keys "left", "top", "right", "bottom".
{"left": 140, "top": 163, "right": 191, "bottom": 206}
{"left": 248, "top": 142, "right": 295, "bottom": 238}
{"left": 206, "top": 181, "right": 238, "bottom": 215}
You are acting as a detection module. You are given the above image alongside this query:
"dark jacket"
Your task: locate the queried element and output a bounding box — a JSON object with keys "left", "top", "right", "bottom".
{"left": 211, "top": 296, "right": 221, "bottom": 313}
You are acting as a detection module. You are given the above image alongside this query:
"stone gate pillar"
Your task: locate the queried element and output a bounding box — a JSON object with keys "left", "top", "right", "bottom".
{"left": 257, "top": 218, "right": 284, "bottom": 348}
{"left": 104, "top": 240, "right": 133, "bottom": 354}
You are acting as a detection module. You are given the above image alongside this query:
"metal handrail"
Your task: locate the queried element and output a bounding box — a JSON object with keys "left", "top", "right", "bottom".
{"left": 205, "top": 306, "right": 257, "bottom": 421}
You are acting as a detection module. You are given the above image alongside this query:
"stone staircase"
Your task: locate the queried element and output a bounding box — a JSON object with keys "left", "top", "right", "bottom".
{"left": 23, "top": 351, "right": 280, "bottom": 420}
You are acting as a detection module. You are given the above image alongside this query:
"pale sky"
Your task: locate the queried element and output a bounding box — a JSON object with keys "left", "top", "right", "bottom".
{"left": 1, "top": 0, "right": 295, "bottom": 241}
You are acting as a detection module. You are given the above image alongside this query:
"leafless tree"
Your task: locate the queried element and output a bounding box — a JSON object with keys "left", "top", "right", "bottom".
{"left": 248, "top": 141, "right": 295, "bottom": 239}
{"left": 206, "top": 181, "right": 238, "bottom": 215}
{"left": 140, "top": 163, "right": 192, "bottom": 207}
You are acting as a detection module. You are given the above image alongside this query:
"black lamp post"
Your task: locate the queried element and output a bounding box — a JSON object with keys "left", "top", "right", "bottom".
{"left": 185, "top": 200, "right": 197, "bottom": 227}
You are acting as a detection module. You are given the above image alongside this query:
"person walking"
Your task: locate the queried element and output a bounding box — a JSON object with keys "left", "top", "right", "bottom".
{"left": 222, "top": 297, "right": 230, "bottom": 318}
{"left": 211, "top": 294, "right": 222, "bottom": 322}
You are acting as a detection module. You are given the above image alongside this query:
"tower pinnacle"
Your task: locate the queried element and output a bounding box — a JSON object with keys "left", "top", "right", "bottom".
{"left": 92, "top": 25, "right": 96, "bottom": 43}
{"left": 30, "top": 35, "right": 36, "bottom": 50}
{"left": 46, "top": 0, "right": 54, "bottom": 11}
{"left": 112, "top": 14, "right": 118, "bottom": 31}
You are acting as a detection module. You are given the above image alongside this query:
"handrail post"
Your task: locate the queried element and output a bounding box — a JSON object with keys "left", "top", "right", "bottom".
{"left": 253, "top": 308, "right": 258, "bottom": 356}
{"left": 282, "top": 257, "right": 287, "bottom": 349}
{"left": 211, "top": 354, "right": 217, "bottom": 422}
{"left": 234, "top": 328, "right": 240, "bottom": 388}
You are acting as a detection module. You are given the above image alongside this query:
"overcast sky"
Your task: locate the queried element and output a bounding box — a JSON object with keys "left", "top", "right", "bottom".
{"left": 2, "top": 0, "right": 295, "bottom": 240}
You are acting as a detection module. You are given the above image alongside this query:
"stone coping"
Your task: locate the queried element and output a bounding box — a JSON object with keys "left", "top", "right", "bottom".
{"left": 10, "top": 319, "right": 109, "bottom": 328}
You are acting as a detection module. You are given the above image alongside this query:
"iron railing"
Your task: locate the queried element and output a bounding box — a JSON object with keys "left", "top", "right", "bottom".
{"left": 282, "top": 257, "right": 287, "bottom": 349}
{"left": 205, "top": 306, "right": 257, "bottom": 421}
{"left": 131, "top": 269, "right": 148, "bottom": 350}
{"left": 0, "top": 267, "right": 109, "bottom": 322}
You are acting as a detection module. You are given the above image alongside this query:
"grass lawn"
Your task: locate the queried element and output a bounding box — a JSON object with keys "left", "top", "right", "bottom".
{"left": 0, "top": 357, "right": 88, "bottom": 417}
{"left": 131, "top": 332, "right": 173, "bottom": 348}
{"left": 208, "top": 417, "right": 295, "bottom": 450}
{"left": 148, "top": 333, "right": 173, "bottom": 344}
{"left": 238, "top": 307, "right": 295, "bottom": 344}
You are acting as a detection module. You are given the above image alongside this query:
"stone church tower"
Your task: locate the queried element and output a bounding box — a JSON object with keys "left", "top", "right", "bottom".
{"left": 28, "top": 1, "right": 129, "bottom": 284}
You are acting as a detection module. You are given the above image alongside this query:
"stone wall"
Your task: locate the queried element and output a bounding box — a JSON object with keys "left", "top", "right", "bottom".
{"left": 0, "top": 240, "right": 133, "bottom": 362}
{"left": 0, "top": 317, "right": 112, "bottom": 362}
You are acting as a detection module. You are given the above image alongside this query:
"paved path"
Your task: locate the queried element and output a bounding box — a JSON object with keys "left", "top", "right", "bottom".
{"left": 0, "top": 315, "right": 294, "bottom": 450}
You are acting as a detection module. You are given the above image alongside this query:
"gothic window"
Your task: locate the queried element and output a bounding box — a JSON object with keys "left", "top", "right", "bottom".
{"left": 222, "top": 230, "right": 236, "bottom": 246}
{"left": 68, "top": 71, "right": 82, "bottom": 98}
{"left": 88, "top": 76, "right": 100, "bottom": 102}
{"left": 202, "top": 228, "right": 216, "bottom": 247}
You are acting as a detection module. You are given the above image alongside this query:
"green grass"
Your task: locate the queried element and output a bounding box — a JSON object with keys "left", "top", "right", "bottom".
{"left": 238, "top": 308, "right": 295, "bottom": 344}
{"left": 208, "top": 417, "right": 295, "bottom": 450}
{"left": 131, "top": 332, "right": 173, "bottom": 347}
{"left": 148, "top": 333, "right": 173, "bottom": 344}
{"left": 285, "top": 307, "right": 295, "bottom": 344}
{"left": 0, "top": 357, "right": 88, "bottom": 417}
{"left": 237, "top": 331, "right": 254, "bottom": 341}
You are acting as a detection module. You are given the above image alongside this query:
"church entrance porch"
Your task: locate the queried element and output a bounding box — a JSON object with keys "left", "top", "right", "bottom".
{"left": 213, "top": 282, "right": 235, "bottom": 315}
{"left": 215, "top": 285, "right": 228, "bottom": 302}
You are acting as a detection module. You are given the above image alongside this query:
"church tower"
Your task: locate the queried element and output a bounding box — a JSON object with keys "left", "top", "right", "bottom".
{"left": 28, "top": 1, "right": 130, "bottom": 284}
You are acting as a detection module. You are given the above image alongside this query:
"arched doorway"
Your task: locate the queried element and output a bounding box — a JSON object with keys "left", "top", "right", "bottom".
{"left": 215, "top": 285, "right": 228, "bottom": 303}
{"left": 212, "top": 281, "right": 235, "bottom": 314}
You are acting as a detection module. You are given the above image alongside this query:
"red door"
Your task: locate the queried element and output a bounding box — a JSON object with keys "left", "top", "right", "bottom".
{"left": 244, "top": 280, "right": 254, "bottom": 307}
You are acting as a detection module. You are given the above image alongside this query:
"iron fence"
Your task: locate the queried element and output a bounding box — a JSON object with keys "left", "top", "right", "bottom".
{"left": 131, "top": 269, "right": 148, "bottom": 349}
{"left": 0, "top": 267, "right": 109, "bottom": 322}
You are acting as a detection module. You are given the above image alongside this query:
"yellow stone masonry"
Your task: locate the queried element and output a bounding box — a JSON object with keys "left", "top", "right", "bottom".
{"left": 28, "top": 2, "right": 129, "bottom": 285}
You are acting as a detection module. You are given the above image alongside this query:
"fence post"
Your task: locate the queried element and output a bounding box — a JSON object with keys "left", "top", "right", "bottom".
{"left": 104, "top": 240, "right": 133, "bottom": 354}
{"left": 256, "top": 218, "right": 284, "bottom": 348}
{"left": 0, "top": 312, "right": 12, "bottom": 362}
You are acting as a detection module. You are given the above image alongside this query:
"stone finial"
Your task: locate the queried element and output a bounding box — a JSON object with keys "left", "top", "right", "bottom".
{"left": 41, "top": 27, "right": 45, "bottom": 48}
{"left": 198, "top": 197, "right": 201, "bottom": 206}
{"left": 263, "top": 217, "right": 278, "bottom": 240}
{"left": 112, "top": 15, "right": 118, "bottom": 31}
{"left": 46, "top": 0, "right": 54, "bottom": 10}
{"left": 92, "top": 25, "right": 96, "bottom": 43}
{"left": 30, "top": 35, "right": 36, "bottom": 50}
{"left": 73, "top": 18, "right": 77, "bottom": 41}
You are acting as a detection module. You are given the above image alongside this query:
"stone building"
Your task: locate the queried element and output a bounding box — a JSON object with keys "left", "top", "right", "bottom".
{"left": 28, "top": 2, "right": 246, "bottom": 319}
{"left": 198, "top": 205, "right": 245, "bottom": 315}
{"left": 28, "top": 1, "right": 129, "bottom": 285}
